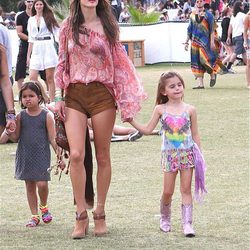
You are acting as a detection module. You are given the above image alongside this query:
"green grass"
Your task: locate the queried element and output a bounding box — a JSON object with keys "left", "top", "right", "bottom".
{"left": 0, "top": 64, "right": 249, "bottom": 249}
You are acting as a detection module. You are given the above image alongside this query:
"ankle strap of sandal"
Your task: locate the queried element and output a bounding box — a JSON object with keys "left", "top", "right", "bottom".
{"left": 92, "top": 211, "right": 105, "bottom": 220}
{"left": 76, "top": 211, "right": 88, "bottom": 221}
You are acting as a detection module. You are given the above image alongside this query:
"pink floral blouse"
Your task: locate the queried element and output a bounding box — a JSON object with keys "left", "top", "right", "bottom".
{"left": 55, "top": 18, "right": 147, "bottom": 121}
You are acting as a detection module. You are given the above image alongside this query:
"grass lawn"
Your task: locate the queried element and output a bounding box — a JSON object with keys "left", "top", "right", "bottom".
{"left": 0, "top": 64, "right": 249, "bottom": 249}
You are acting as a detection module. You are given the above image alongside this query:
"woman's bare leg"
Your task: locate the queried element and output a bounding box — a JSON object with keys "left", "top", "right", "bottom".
{"left": 65, "top": 108, "right": 88, "bottom": 214}
{"left": 91, "top": 108, "right": 116, "bottom": 233}
{"left": 45, "top": 68, "right": 55, "bottom": 101}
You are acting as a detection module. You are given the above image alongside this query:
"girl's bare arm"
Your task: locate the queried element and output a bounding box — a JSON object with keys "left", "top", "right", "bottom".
{"left": 129, "top": 105, "right": 162, "bottom": 135}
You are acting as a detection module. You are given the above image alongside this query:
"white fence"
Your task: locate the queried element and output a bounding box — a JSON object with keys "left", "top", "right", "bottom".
{"left": 9, "top": 22, "right": 222, "bottom": 67}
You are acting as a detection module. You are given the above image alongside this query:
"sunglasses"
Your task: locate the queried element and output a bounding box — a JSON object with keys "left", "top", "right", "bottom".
{"left": 26, "top": 1, "right": 34, "bottom": 3}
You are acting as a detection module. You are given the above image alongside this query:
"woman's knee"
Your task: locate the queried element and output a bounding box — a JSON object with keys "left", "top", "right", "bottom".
{"left": 95, "top": 151, "right": 110, "bottom": 168}
{"left": 70, "top": 150, "right": 85, "bottom": 164}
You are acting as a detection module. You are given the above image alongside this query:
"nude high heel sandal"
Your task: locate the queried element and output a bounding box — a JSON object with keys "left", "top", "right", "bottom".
{"left": 92, "top": 211, "right": 107, "bottom": 236}
{"left": 72, "top": 210, "right": 89, "bottom": 239}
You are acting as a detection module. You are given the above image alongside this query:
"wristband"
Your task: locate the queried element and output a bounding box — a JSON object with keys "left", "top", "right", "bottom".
{"left": 7, "top": 109, "right": 16, "bottom": 115}
{"left": 6, "top": 113, "right": 16, "bottom": 120}
{"left": 5, "top": 130, "right": 9, "bottom": 136}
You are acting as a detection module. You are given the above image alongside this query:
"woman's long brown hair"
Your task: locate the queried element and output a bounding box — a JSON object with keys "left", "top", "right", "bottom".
{"left": 31, "top": 0, "right": 59, "bottom": 33}
{"left": 69, "top": 0, "right": 119, "bottom": 45}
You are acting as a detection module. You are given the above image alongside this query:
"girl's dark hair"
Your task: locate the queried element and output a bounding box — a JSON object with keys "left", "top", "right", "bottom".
{"left": 233, "top": 1, "right": 243, "bottom": 17}
{"left": 69, "top": 0, "right": 119, "bottom": 45}
{"left": 31, "top": 0, "right": 59, "bottom": 33}
{"left": 155, "top": 71, "right": 185, "bottom": 105}
{"left": 19, "top": 81, "right": 45, "bottom": 109}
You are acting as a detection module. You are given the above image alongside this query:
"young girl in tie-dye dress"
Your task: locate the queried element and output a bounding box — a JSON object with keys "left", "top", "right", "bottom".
{"left": 129, "top": 71, "right": 207, "bottom": 237}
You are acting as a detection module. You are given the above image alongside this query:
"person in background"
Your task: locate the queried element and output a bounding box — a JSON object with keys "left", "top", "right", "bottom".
{"left": 0, "top": 44, "right": 16, "bottom": 138}
{"left": 0, "top": 6, "right": 3, "bottom": 23}
{"left": 15, "top": 0, "right": 34, "bottom": 93}
{"left": 183, "top": 0, "right": 192, "bottom": 15}
{"left": 159, "top": 8, "right": 169, "bottom": 22}
{"left": 54, "top": 0, "right": 146, "bottom": 239}
{"left": 226, "top": 1, "right": 247, "bottom": 73}
{"left": 128, "top": 71, "right": 207, "bottom": 237}
{"left": 27, "top": 0, "right": 59, "bottom": 102}
{"left": 243, "top": 10, "right": 250, "bottom": 89}
{"left": 111, "top": 0, "right": 122, "bottom": 21}
{"left": 184, "top": 0, "right": 222, "bottom": 89}
{"left": 0, "top": 23, "right": 14, "bottom": 136}
{"left": 15, "top": 0, "right": 26, "bottom": 22}
{"left": 221, "top": 6, "right": 234, "bottom": 66}
{"left": 119, "top": 6, "right": 130, "bottom": 23}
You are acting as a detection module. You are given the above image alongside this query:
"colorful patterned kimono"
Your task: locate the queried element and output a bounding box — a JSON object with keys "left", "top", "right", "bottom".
{"left": 187, "top": 10, "right": 223, "bottom": 77}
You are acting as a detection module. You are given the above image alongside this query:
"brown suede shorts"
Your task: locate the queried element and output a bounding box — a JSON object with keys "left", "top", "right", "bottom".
{"left": 65, "top": 82, "right": 116, "bottom": 118}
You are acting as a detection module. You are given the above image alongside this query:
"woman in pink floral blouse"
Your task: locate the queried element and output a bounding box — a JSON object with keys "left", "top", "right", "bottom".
{"left": 54, "top": 0, "right": 146, "bottom": 239}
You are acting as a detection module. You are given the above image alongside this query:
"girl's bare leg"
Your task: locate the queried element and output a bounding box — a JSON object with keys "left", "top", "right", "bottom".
{"left": 162, "top": 171, "right": 178, "bottom": 204}
{"left": 37, "top": 181, "right": 49, "bottom": 206}
{"left": 45, "top": 68, "right": 55, "bottom": 101}
{"left": 180, "top": 168, "right": 193, "bottom": 205}
{"left": 25, "top": 180, "right": 38, "bottom": 215}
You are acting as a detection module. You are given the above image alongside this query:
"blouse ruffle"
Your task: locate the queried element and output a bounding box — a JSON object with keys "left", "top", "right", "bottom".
{"left": 54, "top": 18, "right": 147, "bottom": 121}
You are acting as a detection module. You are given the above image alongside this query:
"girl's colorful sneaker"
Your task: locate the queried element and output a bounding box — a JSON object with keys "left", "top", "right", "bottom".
{"left": 26, "top": 215, "right": 40, "bottom": 227}
{"left": 40, "top": 205, "right": 53, "bottom": 224}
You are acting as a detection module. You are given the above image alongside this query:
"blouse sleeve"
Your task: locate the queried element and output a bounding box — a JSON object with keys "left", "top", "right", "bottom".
{"left": 112, "top": 42, "right": 147, "bottom": 121}
{"left": 54, "top": 18, "right": 70, "bottom": 90}
{"left": 27, "top": 18, "right": 35, "bottom": 43}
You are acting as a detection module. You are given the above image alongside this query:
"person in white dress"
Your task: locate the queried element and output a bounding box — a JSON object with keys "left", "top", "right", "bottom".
{"left": 27, "top": 0, "right": 59, "bottom": 101}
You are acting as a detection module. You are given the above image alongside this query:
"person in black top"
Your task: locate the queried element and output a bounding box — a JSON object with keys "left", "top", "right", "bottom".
{"left": 221, "top": 6, "right": 234, "bottom": 65}
{"left": 15, "top": 0, "right": 33, "bottom": 91}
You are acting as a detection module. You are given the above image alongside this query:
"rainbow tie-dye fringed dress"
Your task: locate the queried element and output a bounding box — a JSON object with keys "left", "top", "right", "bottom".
{"left": 187, "top": 10, "right": 223, "bottom": 77}
{"left": 160, "top": 109, "right": 208, "bottom": 201}
{"left": 160, "top": 111, "right": 195, "bottom": 172}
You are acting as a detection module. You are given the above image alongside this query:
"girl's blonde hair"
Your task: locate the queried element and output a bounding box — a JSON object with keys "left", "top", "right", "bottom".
{"left": 155, "top": 71, "right": 185, "bottom": 105}
{"left": 19, "top": 81, "right": 49, "bottom": 109}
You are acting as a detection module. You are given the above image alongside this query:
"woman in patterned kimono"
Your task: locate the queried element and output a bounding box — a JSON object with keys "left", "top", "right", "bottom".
{"left": 184, "top": 0, "right": 223, "bottom": 89}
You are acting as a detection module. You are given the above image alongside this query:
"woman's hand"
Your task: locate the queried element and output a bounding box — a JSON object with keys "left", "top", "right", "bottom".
{"left": 226, "top": 37, "right": 231, "bottom": 46}
{"left": 54, "top": 101, "right": 65, "bottom": 121}
{"left": 183, "top": 42, "right": 189, "bottom": 51}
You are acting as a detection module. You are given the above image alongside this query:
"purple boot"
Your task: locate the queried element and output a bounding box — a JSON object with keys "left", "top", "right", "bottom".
{"left": 160, "top": 201, "right": 171, "bottom": 233}
{"left": 181, "top": 204, "right": 195, "bottom": 237}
